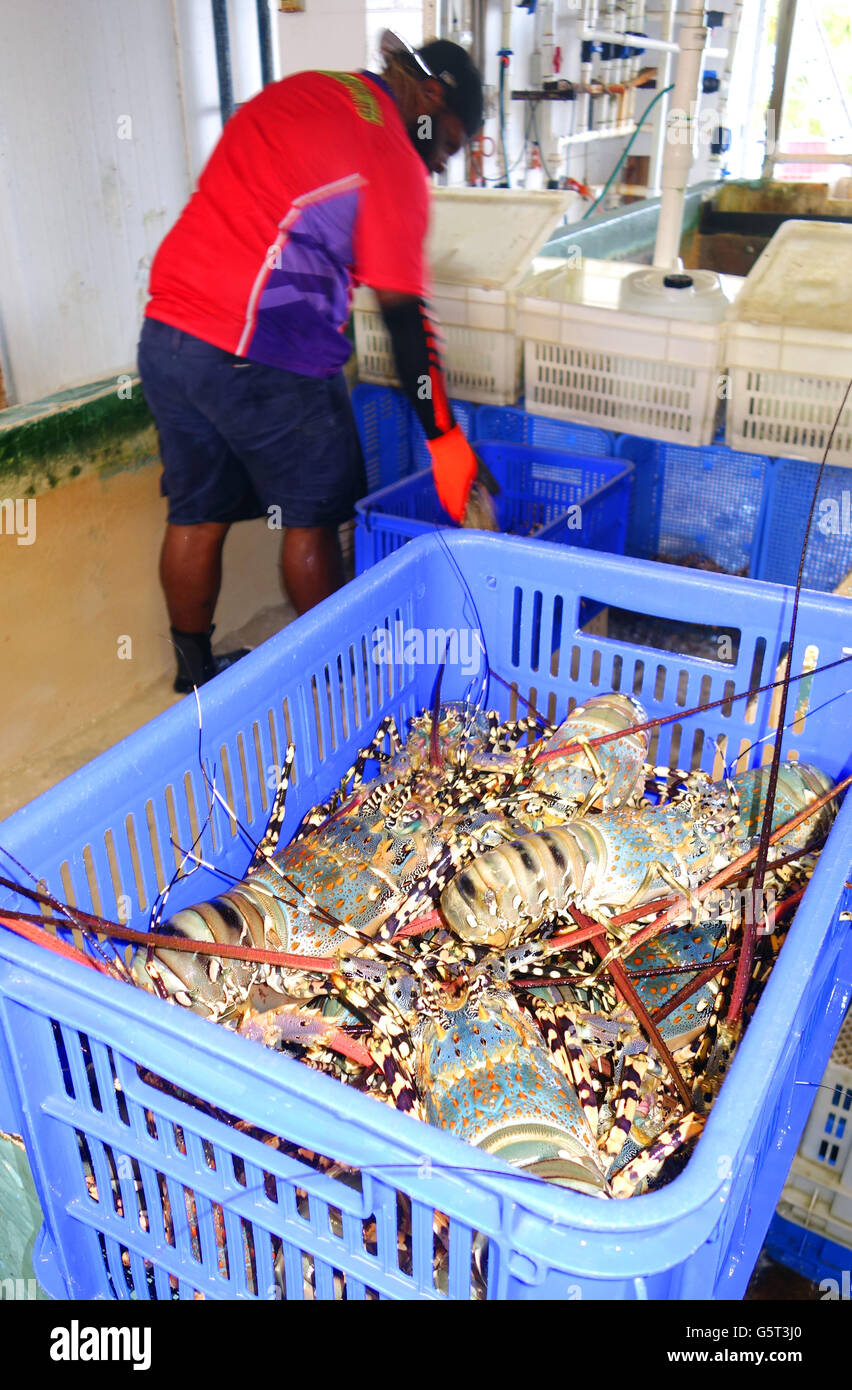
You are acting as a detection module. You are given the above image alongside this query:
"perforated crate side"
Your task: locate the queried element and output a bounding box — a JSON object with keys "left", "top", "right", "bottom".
{"left": 475, "top": 405, "right": 613, "bottom": 456}
{"left": 518, "top": 299, "right": 724, "bottom": 447}
{"left": 726, "top": 366, "right": 852, "bottom": 465}
{"left": 615, "top": 435, "right": 771, "bottom": 577}
{"left": 351, "top": 384, "right": 412, "bottom": 492}
{"left": 352, "top": 385, "right": 477, "bottom": 488}
{"left": 755, "top": 456, "right": 852, "bottom": 591}
{"left": 765, "top": 1211, "right": 852, "bottom": 1287}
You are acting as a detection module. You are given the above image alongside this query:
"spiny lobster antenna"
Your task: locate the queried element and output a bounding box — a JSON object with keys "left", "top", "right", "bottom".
{"left": 184, "top": 687, "right": 344, "bottom": 934}
{"left": 429, "top": 652, "right": 447, "bottom": 768}
{"left": 528, "top": 651, "right": 852, "bottom": 765}
{"left": 0, "top": 851, "right": 134, "bottom": 980}
{"left": 434, "top": 527, "right": 491, "bottom": 712}
{"left": 726, "top": 683, "right": 852, "bottom": 780}
{"left": 729, "top": 377, "right": 852, "bottom": 1023}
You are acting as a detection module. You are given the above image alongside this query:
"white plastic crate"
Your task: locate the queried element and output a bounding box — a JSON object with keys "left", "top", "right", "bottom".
{"left": 353, "top": 284, "right": 521, "bottom": 405}
{"left": 775, "top": 1009, "right": 852, "bottom": 1253}
{"left": 725, "top": 221, "right": 852, "bottom": 464}
{"left": 352, "top": 188, "right": 568, "bottom": 406}
{"left": 517, "top": 259, "right": 728, "bottom": 446}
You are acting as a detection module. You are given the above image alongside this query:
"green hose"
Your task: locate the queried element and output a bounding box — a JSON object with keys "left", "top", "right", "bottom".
{"left": 581, "top": 83, "right": 676, "bottom": 221}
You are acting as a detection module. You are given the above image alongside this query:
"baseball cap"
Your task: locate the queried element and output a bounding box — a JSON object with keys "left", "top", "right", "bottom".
{"left": 380, "top": 30, "right": 484, "bottom": 138}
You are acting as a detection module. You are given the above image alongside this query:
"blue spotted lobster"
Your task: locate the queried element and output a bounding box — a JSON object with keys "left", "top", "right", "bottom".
{"left": 117, "top": 691, "right": 837, "bottom": 1201}
{"left": 0, "top": 690, "right": 839, "bottom": 1204}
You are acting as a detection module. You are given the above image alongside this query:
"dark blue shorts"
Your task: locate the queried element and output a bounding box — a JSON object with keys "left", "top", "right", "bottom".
{"left": 137, "top": 318, "right": 366, "bottom": 527}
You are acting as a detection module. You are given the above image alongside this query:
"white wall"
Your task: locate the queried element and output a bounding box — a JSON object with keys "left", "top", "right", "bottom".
{"left": 277, "top": 0, "right": 367, "bottom": 76}
{"left": 0, "top": 0, "right": 276, "bottom": 407}
{"left": 0, "top": 1, "right": 194, "bottom": 405}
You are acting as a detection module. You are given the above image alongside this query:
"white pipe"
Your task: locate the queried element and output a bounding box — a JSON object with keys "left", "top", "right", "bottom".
{"left": 541, "top": 0, "right": 555, "bottom": 83}
{"left": 582, "top": 26, "right": 725, "bottom": 58}
{"left": 558, "top": 122, "right": 638, "bottom": 147}
{"left": 653, "top": 2, "right": 707, "bottom": 269}
{"left": 578, "top": 0, "right": 597, "bottom": 134}
{"left": 648, "top": 0, "right": 677, "bottom": 194}
{"left": 500, "top": 0, "right": 512, "bottom": 183}
{"left": 501, "top": 0, "right": 512, "bottom": 49}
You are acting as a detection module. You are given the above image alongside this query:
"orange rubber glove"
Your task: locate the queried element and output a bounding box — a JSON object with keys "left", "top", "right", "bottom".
{"left": 427, "top": 425, "right": 478, "bottom": 523}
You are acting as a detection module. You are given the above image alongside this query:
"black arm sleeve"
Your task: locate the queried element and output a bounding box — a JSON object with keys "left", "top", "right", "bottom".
{"left": 378, "top": 296, "right": 456, "bottom": 441}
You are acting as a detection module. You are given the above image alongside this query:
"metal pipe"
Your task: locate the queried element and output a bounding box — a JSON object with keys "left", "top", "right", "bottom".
{"left": 212, "top": 0, "right": 234, "bottom": 127}
{"left": 761, "top": 0, "right": 798, "bottom": 178}
{"left": 256, "top": 0, "right": 275, "bottom": 88}
{"left": 711, "top": 0, "right": 743, "bottom": 171}
{"left": 653, "top": 2, "right": 707, "bottom": 269}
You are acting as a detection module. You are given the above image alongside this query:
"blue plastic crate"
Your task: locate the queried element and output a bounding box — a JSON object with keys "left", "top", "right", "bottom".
{"left": 755, "top": 456, "right": 852, "bottom": 592}
{"left": 476, "top": 404, "right": 613, "bottom": 457}
{"left": 615, "top": 435, "right": 772, "bottom": 577}
{"left": 764, "top": 1213, "right": 852, "bottom": 1289}
{"left": 352, "top": 384, "right": 476, "bottom": 491}
{"left": 0, "top": 536, "right": 851, "bottom": 1300}
{"left": 355, "top": 442, "right": 633, "bottom": 576}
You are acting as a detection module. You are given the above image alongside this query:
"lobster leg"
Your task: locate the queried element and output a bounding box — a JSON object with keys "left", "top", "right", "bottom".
{"left": 525, "top": 995, "right": 601, "bottom": 1135}
{"left": 249, "top": 744, "right": 296, "bottom": 870}
{"left": 604, "top": 1054, "right": 649, "bottom": 1156}
{"left": 608, "top": 1112, "right": 705, "bottom": 1198}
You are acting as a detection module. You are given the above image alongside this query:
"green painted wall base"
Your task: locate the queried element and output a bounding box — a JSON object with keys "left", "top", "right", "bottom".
{"left": 0, "top": 374, "right": 158, "bottom": 498}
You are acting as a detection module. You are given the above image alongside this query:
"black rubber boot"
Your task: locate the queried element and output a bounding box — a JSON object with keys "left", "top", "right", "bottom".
{"left": 171, "top": 626, "right": 252, "bottom": 694}
{"left": 171, "top": 626, "right": 215, "bottom": 694}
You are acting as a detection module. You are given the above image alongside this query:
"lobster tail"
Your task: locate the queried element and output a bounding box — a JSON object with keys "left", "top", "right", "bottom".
{"left": 439, "top": 826, "right": 594, "bottom": 948}
{"left": 132, "top": 886, "right": 294, "bottom": 1018}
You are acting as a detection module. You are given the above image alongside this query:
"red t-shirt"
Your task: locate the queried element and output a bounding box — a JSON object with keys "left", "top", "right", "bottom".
{"left": 145, "top": 70, "right": 429, "bottom": 377}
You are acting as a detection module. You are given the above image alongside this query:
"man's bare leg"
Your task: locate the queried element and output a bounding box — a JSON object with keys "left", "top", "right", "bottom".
{"left": 282, "top": 525, "right": 344, "bottom": 616}
{"left": 160, "top": 521, "right": 230, "bottom": 632}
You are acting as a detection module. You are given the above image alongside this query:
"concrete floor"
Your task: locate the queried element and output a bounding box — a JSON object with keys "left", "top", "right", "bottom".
{"left": 0, "top": 601, "right": 295, "bottom": 822}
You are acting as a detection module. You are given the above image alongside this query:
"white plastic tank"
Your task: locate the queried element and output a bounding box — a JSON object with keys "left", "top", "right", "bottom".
{"left": 618, "top": 267, "right": 729, "bottom": 323}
